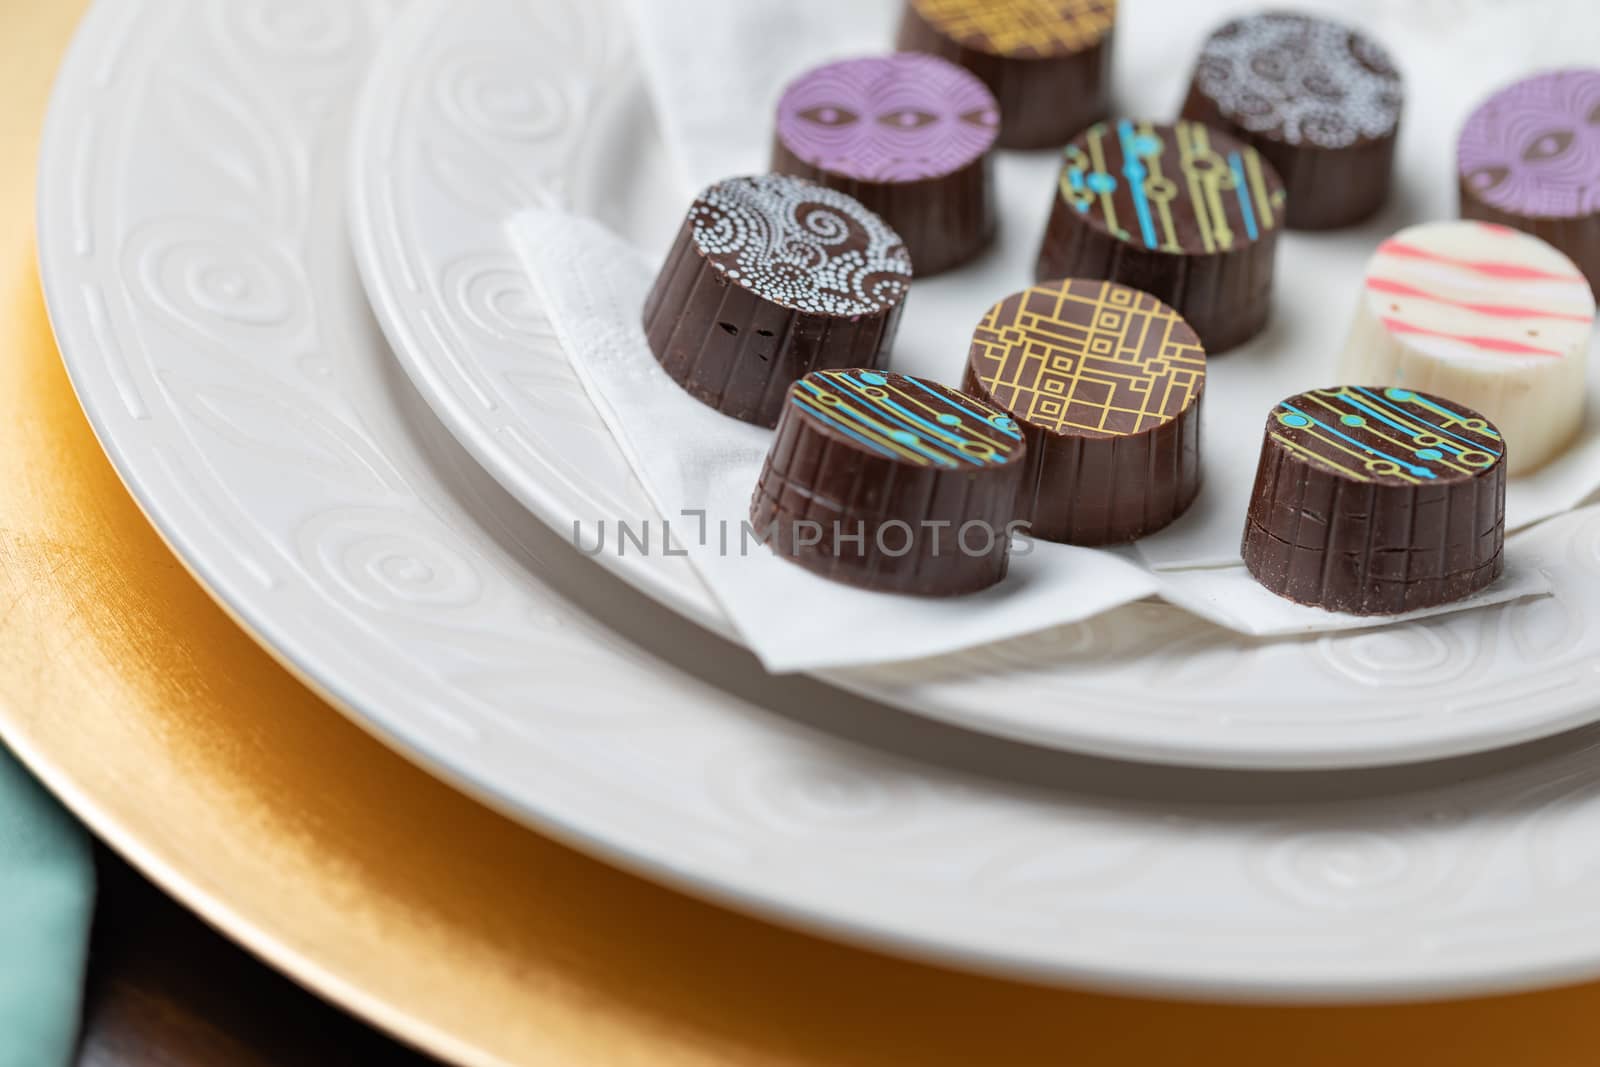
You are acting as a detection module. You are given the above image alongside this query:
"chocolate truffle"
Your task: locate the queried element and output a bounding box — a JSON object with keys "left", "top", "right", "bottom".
{"left": 1242, "top": 387, "right": 1506, "bottom": 615}
{"left": 962, "top": 278, "right": 1206, "bottom": 544}
{"left": 895, "top": 0, "right": 1115, "bottom": 149}
{"left": 642, "top": 175, "right": 912, "bottom": 428}
{"left": 1181, "top": 12, "right": 1403, "bottom": 230}
{"left": 772, "top": 54, "right": 1000, "bottom": 276}
{"left": 751, "top": 368, "right": 1026, "bottom": 595}
{"left": 1036, "top": 119, "right": 1287, "bottom": 353}
{"left": 1458, "top": 68, "right": 1600, "bottom": 299}
{"left": 1337, "top": 221, "right": 1594, "bottom": 475}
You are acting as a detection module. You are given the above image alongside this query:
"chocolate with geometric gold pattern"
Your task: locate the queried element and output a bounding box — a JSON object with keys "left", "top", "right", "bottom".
{"left": 963, "top": 278, "right": 1206, "bottom": 545}
{"left": 1242, "top": 386, "right": 1506, "bottom": 615}
{"left": 896, "top": 0, "right": 1116, "bottom": 149}
{"left": 1036, "top": 119, "right": 1286, "bottom": 353}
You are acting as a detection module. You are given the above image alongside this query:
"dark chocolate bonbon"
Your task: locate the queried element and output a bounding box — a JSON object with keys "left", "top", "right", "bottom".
{"left": 643, "top": 175, "right": 912, "bottom": 428}
{"left": 772, "top": 53, "right": 999, "bottom": 275}
{"left": 751, "top": 369, "right": 1026, "bottom": 595}
{"left": 1458, "top": 68, "right": 1600, "bottom": 299}
{"left": 896, "top": 0, "right": 1115, "bottom": 149}
{"left": 963, "top": 278, "right": 1206, "bottom": 544}
{"left": 1035, "top": 119, "right": 1286, "bottom": 354}
{"left": 1181, "top": 12, "right": 1403, "bottom": 230}
{"left": 1242, "top": 386, "right": 1506, "bottom": 615}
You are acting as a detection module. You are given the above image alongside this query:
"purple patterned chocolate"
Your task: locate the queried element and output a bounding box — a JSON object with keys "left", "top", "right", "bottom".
{"left": 1458, "top": 69, "right": 1600, "bottom": 218}
{"left": 775, "top": 54, "right": 999, "bottom": 183}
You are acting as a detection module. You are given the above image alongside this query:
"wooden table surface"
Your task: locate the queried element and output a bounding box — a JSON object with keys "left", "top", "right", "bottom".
{"left": 78, "top": 847, "right": 437, "bottom": 1066}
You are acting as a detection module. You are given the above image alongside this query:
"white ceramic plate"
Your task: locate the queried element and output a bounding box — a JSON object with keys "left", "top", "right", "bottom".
{"left": 347, "top": 0, "right": 1600, "bottom": 770}
{"left": 41, "top": 0, "right": 1600, "bottom": 1001}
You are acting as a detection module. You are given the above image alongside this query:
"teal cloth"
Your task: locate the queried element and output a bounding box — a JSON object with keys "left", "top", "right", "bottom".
{"left": 0, "top": 744, "right": 93, "bottom": 1067}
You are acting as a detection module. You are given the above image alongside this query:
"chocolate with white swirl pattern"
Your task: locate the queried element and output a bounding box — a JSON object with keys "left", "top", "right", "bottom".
{"left": 643, "top": 175, "right": 912, "bottom": 426}
{"left": 1191, "top": 13, "right": 1402, "bottom": 150}
{"left": 1181, "top": 14, "right": 1401, "bottom": 230}
{"left": 690, "top": 174, "right": 912, "bottom": 317}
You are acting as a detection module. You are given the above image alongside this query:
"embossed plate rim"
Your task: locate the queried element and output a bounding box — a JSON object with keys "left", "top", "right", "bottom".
{"left": 40, "top": 0, "right": 1600, "bottom": 1006}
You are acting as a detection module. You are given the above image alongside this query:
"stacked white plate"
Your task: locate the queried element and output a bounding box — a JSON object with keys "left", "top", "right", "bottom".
{"left": 37, "top": 0, "right": 1600, "bottom": 1001}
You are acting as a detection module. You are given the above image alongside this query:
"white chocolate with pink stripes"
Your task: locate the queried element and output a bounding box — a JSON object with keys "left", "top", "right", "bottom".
{"left": 1338, "top": 220, "right": 1596, "bottom": 474}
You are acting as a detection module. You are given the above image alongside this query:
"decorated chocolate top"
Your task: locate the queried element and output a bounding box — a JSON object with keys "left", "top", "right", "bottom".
{"left": 1362, "top": 221, "right": 1594, "bottom": 363}
{"left": 909, "top": 0, "right": 1115, "bottom": 59}
{"left": 1192, "top": 13, "right": 1402, "bottom": 149}
{"left": 776, "top": 54, "right": 999, "bottom": 183}
{"left": 968, "top": 279, "right": 1205, "bottom": 438}
{"left": 1057, "top": 120, "right": 1286, "bottom": 254}
{"left": 1269, "top": 387, "right": 1503, "bottom": 487}
{"left": 689, "top": 175, "right": 912, "bottom": 317}
{"left": 789, "top": 370, "right": 1023, "bottom": 468}
{"left": 1458, "top": 68, "right": 1600, "bottom": 219}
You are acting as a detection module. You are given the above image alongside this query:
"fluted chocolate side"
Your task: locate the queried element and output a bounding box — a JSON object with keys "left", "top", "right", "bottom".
{"left": 964, "top": 364, "right": 1202, "bottom": 545}
{"left": 1241, "top": 402, "right": 1506, "bottom": 615}
{"left": 1182, "top": 89, "right": 1396, "bottom": 231}
{"left": 895, "top": 5, "right": 1112, "bottom": 149}
{"left": 642, "top": 224, "right": 904, "bottom": 428}
{"left": 1460, "top": 181, "right": 1600, "bottom": 301}
{"left": 1036, "top": 198, "right": 1278, "bottom": 356}
{"left": 750, "top": 374, "right": 1026, "bottom": 596}
{"left": 771, "top": 142, "right": 996, "bottom": 277}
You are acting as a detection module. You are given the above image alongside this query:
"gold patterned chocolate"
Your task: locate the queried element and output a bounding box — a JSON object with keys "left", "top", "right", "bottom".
{"left": 968, "top": 278, "right": 1205, "bottom": 437}
{"left": 909, "top": 0, "right": 1116, "bottom": 58}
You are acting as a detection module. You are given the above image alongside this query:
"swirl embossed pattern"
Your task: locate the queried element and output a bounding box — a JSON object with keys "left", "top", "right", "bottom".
{"left": 37, "top": 0, "right": 1600, "bottom": 1000}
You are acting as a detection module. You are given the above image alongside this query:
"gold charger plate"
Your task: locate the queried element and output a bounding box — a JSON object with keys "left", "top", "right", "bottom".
{"left": 6, "top": 3, "right": 1600, "bottom": 1064}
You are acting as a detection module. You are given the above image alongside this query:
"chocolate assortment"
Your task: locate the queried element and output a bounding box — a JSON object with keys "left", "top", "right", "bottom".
{"left": 623, "top": 14, "right": 1599, "bottom": 612}
{"left": 895, "top": 0, "right": 1115, "bottom": 149}
{"left": 751, "top": 369, "right": 1026, "bottom": 595}
{"left": 642, "top": 174, "right": 912, "bottom": 427}
{"left": 1458, "top": 68, "right": 1600, "bottom": 298}
{"left": 772, "top": 54, "right": 1000, "bottom": 276}
{"left": 1181, "top": 12, "right": 1403, "bottom": 230}
{"left": 963, "top": 279, "right": 1206, "bottom": 544}
{"left": 1242, "top": 387, "right": 1506, "bottom": 614}
{"left": 1337, "top": 221, "right": 1595, "bottom": 475}
{"left": 1035, "top": 119, "right": 1287, "bottom": 354}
